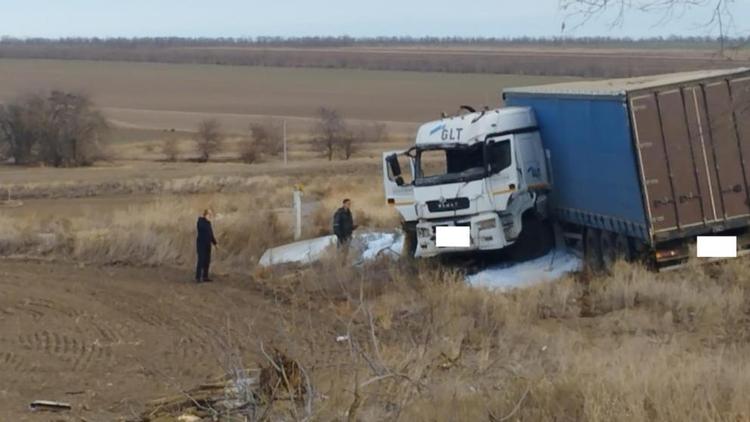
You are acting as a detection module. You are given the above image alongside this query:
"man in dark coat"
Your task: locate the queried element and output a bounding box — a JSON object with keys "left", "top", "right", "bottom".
{"left": 195, "top": 209, "right": 218, "bottom": 283}
{"left": 332, "top": 198, "right": 357, "bottom": 249}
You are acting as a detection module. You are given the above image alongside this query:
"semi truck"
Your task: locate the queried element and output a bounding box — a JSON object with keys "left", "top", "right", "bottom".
{"left": 383, "top": 68, "right": 750, "bottom": 269}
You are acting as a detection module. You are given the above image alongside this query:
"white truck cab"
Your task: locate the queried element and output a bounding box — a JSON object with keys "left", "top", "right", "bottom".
{"left": 383, "top": 106, "right": 551, "bottom": 258}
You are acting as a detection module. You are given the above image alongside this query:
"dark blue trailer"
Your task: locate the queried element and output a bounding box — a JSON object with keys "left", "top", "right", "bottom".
{"left": 504, "top": 68, "right": 750, "bottom": 267}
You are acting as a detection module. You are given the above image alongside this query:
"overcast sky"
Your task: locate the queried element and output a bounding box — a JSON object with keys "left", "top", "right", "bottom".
{"left": 0, "top": 0, "right": 746, "bottom": 39}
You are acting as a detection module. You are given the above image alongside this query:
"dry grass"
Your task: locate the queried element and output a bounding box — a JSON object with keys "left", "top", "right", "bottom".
{"left": 4, "top": 162, "right": 750, "bottom": 421}
{"left": 0, "top": 171, "right": 401, "bottom": 272}
{"left": 5, "top": 186, "right": 750, "bottom": 421}
{"left": 304, "top": 174, "right": 401, "bottom": 237}
{"left": 0, "top": 195, "right": 292, "bottom": 271}
{"left": 234, "top": 256, "right": 750, "bottom": 422}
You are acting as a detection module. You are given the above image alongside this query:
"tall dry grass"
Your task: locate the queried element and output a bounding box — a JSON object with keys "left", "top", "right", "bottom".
{"left": 242, "top": 256, "right": 750, "bottom": 421}
{"left": 0, "top": 171, "right": 401, "bottom": 272}
{"left": 0, "top": 195, "right": 292, "bottom": 272}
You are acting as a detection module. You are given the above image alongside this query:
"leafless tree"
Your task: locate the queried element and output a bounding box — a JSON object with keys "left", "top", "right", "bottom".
{"left": 560, "top": 0, "right": 738, "bottom": 49}
{"left": 0, "top": 94, "right": 44, "bottom": 165}
{"left": 195, "top": 118, "right": 223, "bottom": 162}
{"left": 341, "top": 122, "right": 390, "bottom": 160}
{"left": 238, "top": 138, "right": 259, "bottom": 164}
{"left": 354, "top": 122, "right": 390, "bottom": 144}
{"left": 249, "top": 119, "right": 284, "bottom": 156}
{"left": 162, "top": 137, "right": 179, "bottom": 162}
{"left": 339, "top": 131, "right": 358, "bottom": 160}
{"left": 0, "top": 91, "right": 108, "bottom": 167}
{"left": 313, "top": 107, "right": 348, "bottom": 161}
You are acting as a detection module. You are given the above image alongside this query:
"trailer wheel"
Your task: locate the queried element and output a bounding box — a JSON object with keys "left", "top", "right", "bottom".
{"left": 509, "top": 215, "right": 553, "bottom": 261}
{"left": 600, "top": 231, "right": 617, "bottom": 270}
{"left": 584, "top": 228, "right": 603, "bottom": 272}
{"left": 613, "top": 233, "right": 632, "bottom": 262}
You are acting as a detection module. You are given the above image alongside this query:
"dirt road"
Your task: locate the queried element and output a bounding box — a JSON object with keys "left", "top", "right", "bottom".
{"left": 0, "top": 260, "right": 286, "bottom": 421}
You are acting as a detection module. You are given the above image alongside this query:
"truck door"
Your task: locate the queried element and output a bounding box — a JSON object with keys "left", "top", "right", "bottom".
{"left": 655, "top": 89, "right": 704, "bottom": 228}
{"left": 485, "top": 137, "right": 517, "bottom": 199}
{"left": 703, "top": 80, "right": 750, "bottom": 219}
{"left": 383, "top": 151, "right": 417, "bottom": 221}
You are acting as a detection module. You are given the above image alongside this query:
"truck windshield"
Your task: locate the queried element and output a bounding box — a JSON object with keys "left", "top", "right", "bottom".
{"left": 414, "top": 141, "right": 512, "bottom": 187}
{"left": 415, "top": 143, "right": 486, "bottom": 187}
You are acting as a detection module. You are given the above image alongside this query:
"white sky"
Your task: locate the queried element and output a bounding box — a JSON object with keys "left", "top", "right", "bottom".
{"left": 0, "top": 0, "right": 746, "bottom": 39}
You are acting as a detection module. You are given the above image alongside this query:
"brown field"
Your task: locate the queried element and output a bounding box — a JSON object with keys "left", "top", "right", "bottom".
{"left": 3, "top": 51, "right": 750, "bottom": 421}
{"left": 2, "top": 41, "right": 749, "bottom": 77}
{"left": 0, "top": 58, "right": 580, "bottom": 139}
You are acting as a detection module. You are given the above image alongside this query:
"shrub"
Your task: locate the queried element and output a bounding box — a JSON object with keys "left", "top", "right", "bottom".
{"left": 195, "top": 118, "right": 223, "bottom": 162}
{"left": 162, "top": 138, "right": 179, "bottom": 161}
{"left": 0, "top": 91, "right": 109, "bottom": 167}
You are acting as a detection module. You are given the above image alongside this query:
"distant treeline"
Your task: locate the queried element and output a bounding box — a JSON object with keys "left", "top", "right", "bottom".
{"left": 0, "top": 36, "right": 748, "bottom": 78}
{"left": 2, "top": 35, "right": 749, "bottom": 48}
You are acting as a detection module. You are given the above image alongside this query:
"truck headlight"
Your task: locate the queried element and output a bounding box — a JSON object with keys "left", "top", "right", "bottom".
{"left": 478, "top": 218, "right": 497, "bottom": 230}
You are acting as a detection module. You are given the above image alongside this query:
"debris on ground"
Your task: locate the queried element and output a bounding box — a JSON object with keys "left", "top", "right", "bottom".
{"left": 138, "top": 372, "right": 259, "bottom": 421}
{"left": 259, "top": 348, "right": 306, "bottom": 401}
{"left": 261, "top": 232, "right": 581, "bottom": 290}
{"left": 137, "top": 349, "right": 309, "bottom": 421}
{"left": 259, "top": 235, "right": 336, "bottom": 266}
{"left": 29, "top": 400, "right": 72, "bottom": 412}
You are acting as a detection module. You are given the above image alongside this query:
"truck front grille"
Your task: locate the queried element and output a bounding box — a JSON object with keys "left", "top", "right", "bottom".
{"left": 426, "top": 197, "right": 470, "bottom": 213}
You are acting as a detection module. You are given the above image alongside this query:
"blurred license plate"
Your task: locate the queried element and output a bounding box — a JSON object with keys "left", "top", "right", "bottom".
{"left": 436, "top": 226, "right": 470, "bottom": 248}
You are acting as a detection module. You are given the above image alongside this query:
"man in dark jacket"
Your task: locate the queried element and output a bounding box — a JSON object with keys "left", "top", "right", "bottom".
{"left": 195, "top": 209, "right": 218, "bottom": 283}
{"left": 332, "top": 198, "right": 357, "bottom": 249}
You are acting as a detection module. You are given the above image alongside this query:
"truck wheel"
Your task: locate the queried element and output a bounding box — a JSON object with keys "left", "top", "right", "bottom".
{"left": 509, "top": 215, "right": 553, "bottom": 261}
{"left": 584, "top": 228, "right": 603, "bottom": 272}
{"left": 401, "top": 227, "right": 417, "bottom": 259}
{"left": 600, "top": 231, "right": 617, "bottom": 270}
{"left": 614, "top": 233, "right": 632, "bottom": 262}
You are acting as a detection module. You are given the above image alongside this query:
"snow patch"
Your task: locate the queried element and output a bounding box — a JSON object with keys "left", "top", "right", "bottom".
{"left": 360, "top": 232, "right": 403, "bottom": 261}
{"left": 260, "top": 232, "right": 581, "bottom": 291}
{"left": 467, "top": 249, "right": 581, "bottom": 290}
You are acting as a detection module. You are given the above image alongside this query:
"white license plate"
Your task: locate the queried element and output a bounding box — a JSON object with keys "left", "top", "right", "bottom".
{"left": 697, "top": 236, "right": 737, "bottom": 258}
{"left": 435, "top": 226, "right": 470, "bottom": 248}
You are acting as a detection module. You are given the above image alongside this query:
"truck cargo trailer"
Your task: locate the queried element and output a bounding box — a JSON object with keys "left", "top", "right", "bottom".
{"left": 503, "top": 68, "right": 750, "bottom": 268}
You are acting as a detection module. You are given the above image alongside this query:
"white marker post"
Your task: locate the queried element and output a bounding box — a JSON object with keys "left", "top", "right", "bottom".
{"left": 283, "top": 119, "right": 288, "bottom": 166}
{"left": 293, "top": 187, "right": 302, "bottom": 241}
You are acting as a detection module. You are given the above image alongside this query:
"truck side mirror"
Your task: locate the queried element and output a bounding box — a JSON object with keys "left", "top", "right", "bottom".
{"left": 386, "top": 154, "right": 402, "bottom": 179}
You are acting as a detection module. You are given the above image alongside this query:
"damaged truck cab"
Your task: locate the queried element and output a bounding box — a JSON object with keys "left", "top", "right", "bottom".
{"left": 385, "top": 69, "right": 750, "bottom": 269}
{"left": 383, "top": 106, "right": 550, "bottom": 258}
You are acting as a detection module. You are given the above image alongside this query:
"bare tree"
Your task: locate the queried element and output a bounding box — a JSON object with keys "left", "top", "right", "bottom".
{"left": 0, "top": 94, "right": 44, "bottom": 165}
{"left": 313, "top": 107, "right": 348, "bottom": 161}
{"left": 0, "top": 91, "right": 108, "bottom": 167}
{"left": 354, "top": 122, "right": 389, "bottom": 144}
{"left": 162, "top": 137, "right": 179, "bottom": 162}
{"left": 560, "top": 0, "right": 738, "bottom": 49}
{"left": 195, "top": 118, "right": 223, "bottom": 162}
{"left": 238, "top": 138, "right": 259, "bottom": 164}
{"left": 249, "top": 119, "right": 284, "bottom": 156}
{"left": 339, "top": 131, "right": 358, "bottom": 160}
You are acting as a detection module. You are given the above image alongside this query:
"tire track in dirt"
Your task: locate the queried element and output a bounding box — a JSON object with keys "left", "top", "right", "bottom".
{"left": 17, "top": 329, "right": 114, "bottom": 371}
{"left": 0, "top": 261, "right": 286, "bottom": 421}
{"left": 0, "top": 350, "right": 31, "bottom": 372}
{"left": 85, "top": 284, "right": 224, "bottom": 369}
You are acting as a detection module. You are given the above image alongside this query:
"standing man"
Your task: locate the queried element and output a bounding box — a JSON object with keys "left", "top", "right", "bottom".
{"left": 196, "top": 209, "right": 218, "bottom": 283}
{"left": 332, "top": 198, "right": 357, "bottom": 250}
